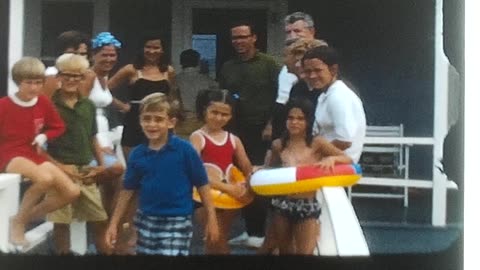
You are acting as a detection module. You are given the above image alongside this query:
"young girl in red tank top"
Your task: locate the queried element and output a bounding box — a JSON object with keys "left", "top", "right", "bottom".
{"left": 190, "top": 89, "right": 253, "bottom": 254}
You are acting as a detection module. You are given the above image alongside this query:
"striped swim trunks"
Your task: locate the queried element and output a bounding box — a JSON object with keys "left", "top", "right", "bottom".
{"left": 134, "top": 211, "right": 193, "bottom": 255}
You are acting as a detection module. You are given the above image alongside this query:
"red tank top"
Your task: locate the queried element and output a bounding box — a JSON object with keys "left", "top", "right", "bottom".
{"left": 198, "top": 130, "right": 235, "bottom": 174}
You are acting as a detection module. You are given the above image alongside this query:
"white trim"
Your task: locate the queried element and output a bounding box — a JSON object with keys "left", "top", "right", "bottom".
{"left": 364, "top": 137, "right": 435, "bottom": 145}
{"left": 199, "top": 129, "right": 229, "bottom": 146}
{"left": 432, "top": 0, "right": 449, "bottom": 226}
{"left": 356, "top": 177, "right": 458, "bottom": 189}
{"left": 8, "top": 94, "right": 38, "bottom": 107}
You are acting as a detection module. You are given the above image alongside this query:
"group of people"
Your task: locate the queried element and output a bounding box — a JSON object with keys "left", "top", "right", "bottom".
{"left": 0, "top": 11, "right": 366, "bottom": 256}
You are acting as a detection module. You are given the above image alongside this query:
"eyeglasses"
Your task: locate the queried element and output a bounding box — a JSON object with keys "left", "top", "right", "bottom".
{"left": 59, "top": 72, "right": 84, "bottom": 81}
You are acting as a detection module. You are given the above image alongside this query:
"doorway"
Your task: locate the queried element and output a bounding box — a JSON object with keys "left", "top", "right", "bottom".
{"left": 192, "top": 8, "right": 267, "bottom": 78}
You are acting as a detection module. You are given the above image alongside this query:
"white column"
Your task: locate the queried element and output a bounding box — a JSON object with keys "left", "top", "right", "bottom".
{"left": 432, "top": 0, "right": 449, "bottom": 226}
{"left": 171, "top": 0, "right": 186, "bottom": 72}
{"left": 7, "top": 0, "right": 24, "bottom": 95}
{"left": 464, "top": 0, "right": 480, "bottom": 267}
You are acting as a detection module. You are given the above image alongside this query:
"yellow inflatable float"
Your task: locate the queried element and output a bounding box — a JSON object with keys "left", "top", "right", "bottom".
{"left": 193, "top": 164, "right": 253, "bottom": 209}
{"left": 250, "top": 163, "right": 362, "bottom": 196}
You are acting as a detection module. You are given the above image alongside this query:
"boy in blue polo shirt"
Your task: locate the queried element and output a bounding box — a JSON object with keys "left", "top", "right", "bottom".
{"left": 105, "top": 93, "right": 218, "bottom": 255}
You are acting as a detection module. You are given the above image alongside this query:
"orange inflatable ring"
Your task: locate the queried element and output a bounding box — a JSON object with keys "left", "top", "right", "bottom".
{"left": 193, "top": 164, "right": 253, "bottom": 209}
{"left": 250, "top": 164, "right": 362, "bottom": 196}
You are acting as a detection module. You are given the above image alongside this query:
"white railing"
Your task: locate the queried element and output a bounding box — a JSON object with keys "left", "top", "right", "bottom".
{"left": 357, "top": 136, "right": 458, "bottom": 226}
{"left": 315, "top": 187, "right": 370, "bottom": 256}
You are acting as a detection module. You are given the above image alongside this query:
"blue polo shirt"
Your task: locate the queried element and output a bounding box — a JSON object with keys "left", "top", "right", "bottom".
{"left": 124, "top": 134, "right": 208, "bottom": 216}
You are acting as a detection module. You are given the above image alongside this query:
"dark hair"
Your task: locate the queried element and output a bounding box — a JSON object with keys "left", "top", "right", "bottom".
{"left": 133, "top": 33, "right": 169, "bottom": 72}
{"left": 56, "top": 30, "right": 90, "bottom": 56}
{"left": 302, "top": 46, "right": 341, "bottom": 67}
{"left": 180, "top": 49, "right": 200, "bottom": 68}
{"left": 230, "top": 20, "right": 257, "bottom": 35}
{"left": 280, "top": 97, "right": 315, "bottom": 149}
{"left": 195, "top": 89, "right": 236, "bottom": 121}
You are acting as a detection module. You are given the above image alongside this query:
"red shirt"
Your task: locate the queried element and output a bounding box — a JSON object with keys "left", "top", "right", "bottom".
{"left": 0, "top": 95, "right": 65, "bottom": 170}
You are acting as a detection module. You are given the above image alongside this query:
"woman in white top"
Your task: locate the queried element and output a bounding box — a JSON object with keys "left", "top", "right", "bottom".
{"left": 80, "top": 32, "right": 125, "bottom": 228}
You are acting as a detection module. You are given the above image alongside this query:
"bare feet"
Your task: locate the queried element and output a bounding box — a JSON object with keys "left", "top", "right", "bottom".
{"left": 9, "top": 217, "right": 30, "bottom": 248}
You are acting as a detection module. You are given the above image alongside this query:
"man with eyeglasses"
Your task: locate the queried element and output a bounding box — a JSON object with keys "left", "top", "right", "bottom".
{"left": 43, "top": 30, "right": 90, "bottom": 98}
{"left": 218, "top": 21, "right": 280, "bottom": 249}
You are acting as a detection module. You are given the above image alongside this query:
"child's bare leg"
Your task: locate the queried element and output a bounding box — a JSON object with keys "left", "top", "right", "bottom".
{"left": 27, "top": 162, "right": 80, "bottom": 221}
{"left": 92, "top": 221, "right": 111, "bottom": 255}
{"left": 292, "top": 218, "right": 319, "bottom": 255}
{"left": 194, "top": 206, "right": 206, "bottom": 240}
{"left": 270, "top": 212, "right": 293, "bottom": 255}
{"left": 258, "top": 213, "right": 279, "bottom": 254}
{"left": 205, "top": 210, "right": 237, "bottom": 254}
{"left": 6, "top": 158, "right": 76, "bottom": 245}
{"left": 53, "top": 223, "right": 71, "bottom": 254}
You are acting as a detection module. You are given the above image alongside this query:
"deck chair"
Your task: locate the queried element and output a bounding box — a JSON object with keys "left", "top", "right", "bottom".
{"left": 348, "top": 124, "right": 410, "bottom": 207}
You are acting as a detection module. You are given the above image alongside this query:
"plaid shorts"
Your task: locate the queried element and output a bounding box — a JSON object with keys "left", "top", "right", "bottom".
{"left": 134, "top": 211, "right": 193, "bottom": 256}
{"left": 271, "top": 196, "right": 322, "bottom": 223}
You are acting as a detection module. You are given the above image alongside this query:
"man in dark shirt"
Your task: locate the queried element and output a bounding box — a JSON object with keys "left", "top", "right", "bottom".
{"left": 218, "top": 21, "right": 280, "bottom": 247}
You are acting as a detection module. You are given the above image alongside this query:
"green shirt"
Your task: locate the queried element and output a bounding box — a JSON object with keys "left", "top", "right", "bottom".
{"left": 48, "top": 90, "right": 98, "bottom": 165}
{"left": 218, "top": 51, "right": 280, "bottom": 125}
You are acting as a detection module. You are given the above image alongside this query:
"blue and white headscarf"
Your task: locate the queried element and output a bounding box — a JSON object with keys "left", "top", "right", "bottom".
{"left": 92, "top": 32, "right": 122, "bottom": 49}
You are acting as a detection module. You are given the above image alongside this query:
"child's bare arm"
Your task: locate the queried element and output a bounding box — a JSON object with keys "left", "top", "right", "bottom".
{"left": 197, "top": 184, "right": 219, "bottom": 243}
{"left": 265, "top": 139, "right": 282, "bottom": 167}
{"left": 313, "top": 136, "right": 353, "bottom": 169}
{"left": 105, "top": 189, "right": 135, "bottom": 249}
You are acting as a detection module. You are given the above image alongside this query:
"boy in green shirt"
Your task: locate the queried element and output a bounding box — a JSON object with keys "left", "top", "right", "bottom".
{"left": 46, "top": 53, "right": 122, "bottom": 254}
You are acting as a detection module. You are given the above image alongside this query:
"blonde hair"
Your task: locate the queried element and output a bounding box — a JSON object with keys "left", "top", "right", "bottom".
{"left": 55, "top": 53, "right": 90, "bottom": 74}
{"left": 285, "top": 38, "right": 328, "bottom": 58}
{"left": 11, "top": 57, "right": 46, "bottom": 85}
{"left": 140, "top": 93, "right": 179, "bottom": 118}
